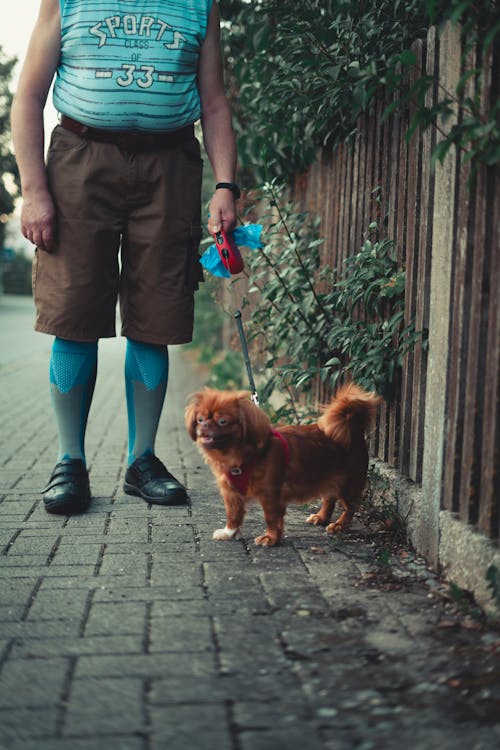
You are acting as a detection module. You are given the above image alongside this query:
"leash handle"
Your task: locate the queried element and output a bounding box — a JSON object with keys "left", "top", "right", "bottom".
{"left": 234, "top": 311, "right": 259, "bottom": 405}
{"left": 212, "top": 228, "right": 244, "bottom": 275}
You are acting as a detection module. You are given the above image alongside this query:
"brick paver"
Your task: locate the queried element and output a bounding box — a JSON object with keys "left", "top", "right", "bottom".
{"left": 1, "top": 336, "right": 499, "bottom": 749}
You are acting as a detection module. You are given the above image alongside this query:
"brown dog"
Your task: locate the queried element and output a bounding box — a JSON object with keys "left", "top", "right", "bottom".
{"left": 185, "top": 384, "right": 381, "bottom": 546}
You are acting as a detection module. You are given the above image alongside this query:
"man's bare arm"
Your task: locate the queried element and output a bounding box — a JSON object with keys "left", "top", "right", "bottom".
{"left": 198, "top": 3, "right": 238, "bottom": 233}
{"left": 11, "top": 0, "right": 61, "bottom": 251}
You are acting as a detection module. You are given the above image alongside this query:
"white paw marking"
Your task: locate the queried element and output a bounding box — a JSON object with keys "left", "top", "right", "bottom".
{"left": 213, "top": 526, "right": 239, "bottom": 541}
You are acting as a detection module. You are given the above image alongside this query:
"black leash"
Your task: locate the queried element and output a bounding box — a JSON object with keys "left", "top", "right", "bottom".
{"left": 234, "top": 311, "right": 259, "bottom": 405}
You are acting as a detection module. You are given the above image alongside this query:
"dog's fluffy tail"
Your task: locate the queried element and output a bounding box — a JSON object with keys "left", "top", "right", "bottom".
{"left": 317, "top": 383, "right": 381, "bottom": 447}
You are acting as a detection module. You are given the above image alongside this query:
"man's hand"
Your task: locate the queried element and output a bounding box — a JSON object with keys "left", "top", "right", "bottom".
{"left": 207, "top": 189, "right": 237, "bottom": 234}
{"left": 21, "top": 189, "right": 56, "bottom": 252}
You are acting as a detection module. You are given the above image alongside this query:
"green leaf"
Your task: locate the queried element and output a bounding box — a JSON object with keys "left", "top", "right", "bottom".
{"left": 424, "top": 0, "right": 438, "bottom": 24}
{"left": 398, "top": 49, "right": 417, "bottom": 66}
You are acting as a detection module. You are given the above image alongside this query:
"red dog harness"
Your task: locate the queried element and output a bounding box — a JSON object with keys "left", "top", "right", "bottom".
{"left": 226, "top": 429, "right": 290, "bottom": 495}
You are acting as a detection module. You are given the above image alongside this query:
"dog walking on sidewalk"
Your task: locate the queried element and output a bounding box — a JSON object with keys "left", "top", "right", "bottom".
{"left": 185, "top": 383, "right": 381, "bottom": 546}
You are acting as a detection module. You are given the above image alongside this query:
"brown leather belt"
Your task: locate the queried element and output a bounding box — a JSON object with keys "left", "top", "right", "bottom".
{"left": 60, "top": 115, "right": 194, "bottom": 151}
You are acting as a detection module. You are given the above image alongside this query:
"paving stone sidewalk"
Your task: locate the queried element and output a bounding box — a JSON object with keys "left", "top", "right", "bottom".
{"left": 1, "top": 340, "right": 499, "bottom": 750}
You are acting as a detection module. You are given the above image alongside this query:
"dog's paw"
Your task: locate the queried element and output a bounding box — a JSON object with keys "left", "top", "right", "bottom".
{"left": 213, "top": 526, "right": 239, "bottom": 541}
{"left": 306, "top": 512, "right": 328, "bottom": 526}
{"left": 254, "top": 532, "right": 279, "bottom": 547}
{"left": 325, "top": 521, "right": 347, "bottom": 535}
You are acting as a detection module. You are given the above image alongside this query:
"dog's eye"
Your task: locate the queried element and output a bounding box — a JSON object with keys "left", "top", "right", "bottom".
{"left": 218, "top": 418, "right": 228, "bottom": 426}
{"left": 197, "top": 415, "right": 205, "bottom": 423}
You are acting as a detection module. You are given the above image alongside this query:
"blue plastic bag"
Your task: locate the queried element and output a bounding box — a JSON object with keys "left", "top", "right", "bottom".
{"left": 200, "top": 224, "right": 263, "bottom": 278}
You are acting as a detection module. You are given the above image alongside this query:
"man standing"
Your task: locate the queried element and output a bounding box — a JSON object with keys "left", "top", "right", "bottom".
{"left": 11, "top": 0, "right": 240, "bottom": 513}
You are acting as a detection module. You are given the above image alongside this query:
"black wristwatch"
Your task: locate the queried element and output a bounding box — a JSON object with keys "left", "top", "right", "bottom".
{"left": 215, "top": 182, "right": 241, "bottom": 199}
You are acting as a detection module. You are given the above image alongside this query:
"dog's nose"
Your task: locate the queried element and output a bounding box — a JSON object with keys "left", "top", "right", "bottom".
{"left": 197, "top": 418, "right": 213, "bottom": 434}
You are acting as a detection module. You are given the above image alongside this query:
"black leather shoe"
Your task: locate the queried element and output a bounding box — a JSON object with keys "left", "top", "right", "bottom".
{"left": 43, "top": 459, "right": 91, "bottom": 515}
{"left": 124, "top": 454, "right": 188, "bottom": 505}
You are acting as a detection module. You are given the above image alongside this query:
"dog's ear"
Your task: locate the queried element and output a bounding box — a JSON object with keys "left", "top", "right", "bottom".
{"left": 185, "top": 392, "right": 203, "bottom": 441}
{"left": 237, "top": 397, "right": 271, "bottom": 446}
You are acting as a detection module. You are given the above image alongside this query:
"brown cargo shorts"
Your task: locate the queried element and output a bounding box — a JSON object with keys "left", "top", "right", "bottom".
{"left": 32, "top": 124, "right": 204, "bottom": 345}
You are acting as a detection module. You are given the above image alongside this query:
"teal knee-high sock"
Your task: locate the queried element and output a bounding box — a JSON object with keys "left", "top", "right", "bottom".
{"left": 49, "top": 338, "right": 98, "bottom": 464}
{"left": 125, "top": 339, "right": 169, "bottom": 465}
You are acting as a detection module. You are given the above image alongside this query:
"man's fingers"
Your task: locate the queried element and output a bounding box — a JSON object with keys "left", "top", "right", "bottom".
{"left": 207, "top": 212, "right": 222, "bottom": 234}
{"left": 40, "top": 224, "right": 55, "bottom": 252}
{"left": 22, "top": 218, "right": 55, "bottom": 252}
{"left": 20, "top": 193, "right": 56, "bottom": 252}
{"left": 208, "top": 192, "right": 237, "bottom": 234}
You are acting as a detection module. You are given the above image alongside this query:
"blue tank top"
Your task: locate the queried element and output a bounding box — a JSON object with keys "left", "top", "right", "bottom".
{"left": 52, "top": 0, "right": 213, "bottom": 132}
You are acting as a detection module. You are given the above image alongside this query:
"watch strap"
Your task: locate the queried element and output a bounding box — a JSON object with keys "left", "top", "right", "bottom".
{"left": 215, "top": 182, "right": 241, "bottom": 199}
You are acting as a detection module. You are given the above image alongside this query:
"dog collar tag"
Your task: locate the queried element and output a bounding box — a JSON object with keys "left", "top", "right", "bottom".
{"left": 226, "top": 464, "right": 252, "bottom": 494}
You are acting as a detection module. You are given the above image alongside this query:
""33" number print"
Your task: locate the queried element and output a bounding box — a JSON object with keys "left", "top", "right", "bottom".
{"left": 116, "top": 64, "right": 173, "bottom": 88}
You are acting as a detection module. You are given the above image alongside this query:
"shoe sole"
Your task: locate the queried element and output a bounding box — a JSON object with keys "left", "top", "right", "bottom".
{"left": 123, "top": 482, "right": 188, "bottom": 506}
{"left": 44, "top": 495, "right": 91, "bottom": 515}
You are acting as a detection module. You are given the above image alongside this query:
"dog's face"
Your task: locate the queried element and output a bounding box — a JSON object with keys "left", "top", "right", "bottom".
{"left": 185, "top": 388, "right": 270, "bottom": 452}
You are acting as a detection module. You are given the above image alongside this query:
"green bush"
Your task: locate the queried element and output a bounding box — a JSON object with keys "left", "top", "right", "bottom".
{"left": 220, "top": 0, "right": 499, "bottom": 182}
{"left": 242, "top": 185, "right": 426, "bottom": 420}
{"left": 2, "top": 252, "right": 32, "bottom": 295}
{"left": 221, "top": 0, "right": 428, "bottom": 182}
